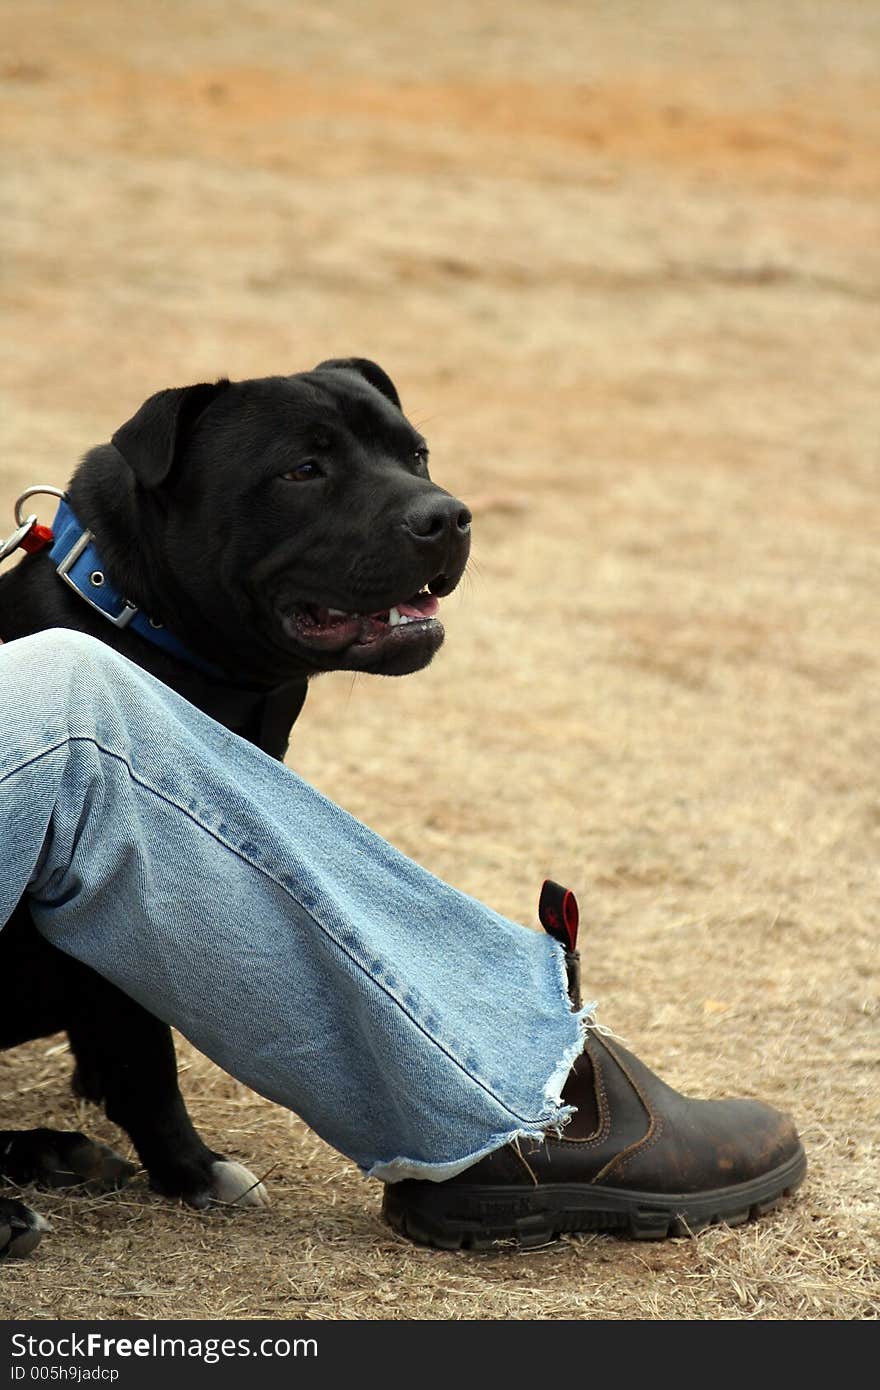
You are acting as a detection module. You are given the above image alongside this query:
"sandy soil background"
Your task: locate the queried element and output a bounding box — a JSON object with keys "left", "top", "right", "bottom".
{"left": 1, "top": 0, "right": 877, "bottom": 1321}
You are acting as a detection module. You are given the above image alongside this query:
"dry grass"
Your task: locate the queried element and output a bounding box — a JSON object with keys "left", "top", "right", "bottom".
{"left": 1, "top": 0, "right": 878, "bottom": 1321}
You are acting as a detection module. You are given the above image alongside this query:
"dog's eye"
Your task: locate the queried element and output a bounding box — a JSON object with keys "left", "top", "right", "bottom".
{"left": 282, "top": 461, "right": 322, "bottom": 482}
{"left": 414, "top": 446, "right": 429, "bottom": 470}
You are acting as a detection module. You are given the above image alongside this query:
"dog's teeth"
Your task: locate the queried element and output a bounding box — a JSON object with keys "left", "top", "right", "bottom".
{"left": 388, "top": 606, "right": 401, "bottom": 627}
{"left": 327, "top": 607, "right": 347, "bottom": 617}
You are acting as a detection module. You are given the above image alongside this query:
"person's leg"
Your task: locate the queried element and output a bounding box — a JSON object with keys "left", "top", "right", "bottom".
{"left": 1, "top": 630, "right": 585, "bottom": 1181}
{"left": 1, "top": 630, "right": 805, "bottom": 1251}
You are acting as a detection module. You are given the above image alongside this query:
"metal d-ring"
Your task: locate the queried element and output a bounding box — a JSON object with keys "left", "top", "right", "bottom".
{"left": 0, "top": 515, "right": 38, "bottom": 562}
{"left": 14, "top": 485, "right": 67, "bottom": 528}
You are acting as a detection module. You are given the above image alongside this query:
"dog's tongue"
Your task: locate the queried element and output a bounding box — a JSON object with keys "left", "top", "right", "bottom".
{"left": 391, "top": 593, "right": 439, "bottom": 621}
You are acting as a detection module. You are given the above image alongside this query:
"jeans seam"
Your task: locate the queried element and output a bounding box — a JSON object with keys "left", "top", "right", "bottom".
{"left": 19, "top": 734, "right": 549, "bottom": 1128}
{"left": 0, "top": 738, "right": 71, "bottom": 786}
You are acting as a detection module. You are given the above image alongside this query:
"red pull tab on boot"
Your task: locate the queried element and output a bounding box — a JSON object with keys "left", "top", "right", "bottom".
{"left": 539, "top": 880, "right": 582, "bottom": 1009}
{"left": 538, "top": 879, "right": 579, "bottom": 951}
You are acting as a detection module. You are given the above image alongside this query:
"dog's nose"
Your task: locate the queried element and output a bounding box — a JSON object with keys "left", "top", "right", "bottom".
{"left": 403, "top": 495, "right": 472, "bottom": 545}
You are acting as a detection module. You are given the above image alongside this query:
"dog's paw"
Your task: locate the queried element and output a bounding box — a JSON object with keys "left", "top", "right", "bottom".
{"left": 0, "top": 1199, "right": 51, "bottom": 1260}
{"left": 208, "top": 1160, "right": 270, "bottom": 1208}
{"left": 149, "top": 1153, "right": 269, "bottom": 1209}
{"left": 0, "top": 1129, "right": 136, "bottom": 1193}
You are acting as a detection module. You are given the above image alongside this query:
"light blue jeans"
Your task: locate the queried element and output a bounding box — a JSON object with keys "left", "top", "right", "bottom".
{"left": 0, "top": 631, "right": 588, "bottom": 1183}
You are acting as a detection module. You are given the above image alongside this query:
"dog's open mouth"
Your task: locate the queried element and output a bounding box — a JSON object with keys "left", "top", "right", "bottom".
{"left": 282, "top": 586, "right": 441, "bottom": 653}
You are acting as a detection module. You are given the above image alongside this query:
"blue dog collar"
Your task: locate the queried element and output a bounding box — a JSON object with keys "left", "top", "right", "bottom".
{"left": 49, "top": 498, "right": 224, "bottom": 678}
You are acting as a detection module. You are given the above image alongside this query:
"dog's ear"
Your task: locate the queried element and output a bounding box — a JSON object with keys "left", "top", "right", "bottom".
{"left": 313, "top": 358, "right": 402, "bottom": 411}
{"left": 111, "top": 380, "right": 231, "bottom": 488}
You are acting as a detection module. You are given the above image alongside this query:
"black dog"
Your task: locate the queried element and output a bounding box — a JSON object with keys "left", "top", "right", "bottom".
{"left": 0, "top": 358, "right": 471, "bottom": 1257}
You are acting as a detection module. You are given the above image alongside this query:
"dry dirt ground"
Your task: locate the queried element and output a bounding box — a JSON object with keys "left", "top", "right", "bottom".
{"left": 1, "top": 0, "right": 878, "bottom": 1321}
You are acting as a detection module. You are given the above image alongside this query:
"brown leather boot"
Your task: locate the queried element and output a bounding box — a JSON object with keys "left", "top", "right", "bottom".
{"left": 382, "top": 883, "right": 806, "bottom": 1250}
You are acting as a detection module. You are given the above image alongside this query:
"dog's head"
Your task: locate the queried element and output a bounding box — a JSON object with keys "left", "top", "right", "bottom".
{"left": 72, "top": 359, "right": 471, "bottom": 682}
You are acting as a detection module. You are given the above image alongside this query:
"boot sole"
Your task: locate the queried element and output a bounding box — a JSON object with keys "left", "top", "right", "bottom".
{"left": 382, "top": 1143, "right": 807, "bottom": 1250}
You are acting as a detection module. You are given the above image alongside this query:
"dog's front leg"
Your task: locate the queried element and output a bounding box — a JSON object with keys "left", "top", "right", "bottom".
{"left": 63, "top": 958, "right": 268, "bottom": 1209}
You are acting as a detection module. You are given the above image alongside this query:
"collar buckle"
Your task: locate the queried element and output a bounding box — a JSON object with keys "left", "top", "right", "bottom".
{"left": 55, "top": 528, "right": 139, "bottom": 629}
